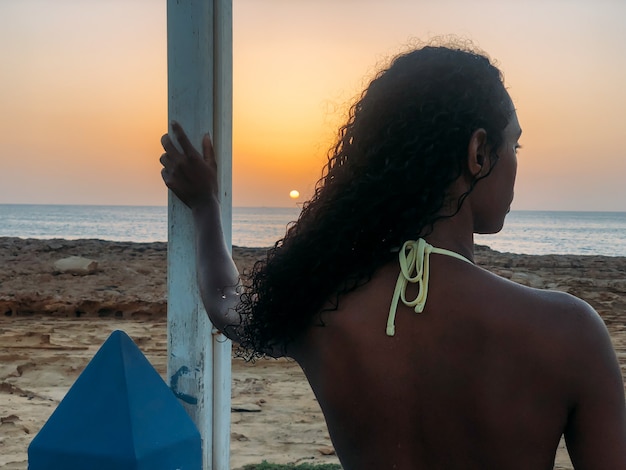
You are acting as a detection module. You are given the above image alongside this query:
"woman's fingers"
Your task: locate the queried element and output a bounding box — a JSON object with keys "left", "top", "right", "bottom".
{"left": 202, "top": 134, "right": 216, "bottom": 166}
{"left": 160, "top": 133, "right": 180, "bottom": 158}
{"left": 162, "top": 123, "right": 215, "bottom": 169}
{"left": 158, "top": 122, "right": 218, "bottom": 208}
{"left": 171, "top": 121, "right": 198, "bottom": 158}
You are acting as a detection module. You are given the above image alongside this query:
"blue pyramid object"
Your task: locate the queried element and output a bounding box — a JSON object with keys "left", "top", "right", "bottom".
{"left": 28, "top": 330, "right": 201, "bottom": 470}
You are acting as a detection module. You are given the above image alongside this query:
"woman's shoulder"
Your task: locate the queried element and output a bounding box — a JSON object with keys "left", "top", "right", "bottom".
{"left": 474, "top": 264, "right": 610, "bottom": 349}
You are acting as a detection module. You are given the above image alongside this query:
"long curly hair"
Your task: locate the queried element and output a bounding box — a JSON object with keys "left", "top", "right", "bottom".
{"left": 235, "top": 42, "right": 513, "bottom": 358}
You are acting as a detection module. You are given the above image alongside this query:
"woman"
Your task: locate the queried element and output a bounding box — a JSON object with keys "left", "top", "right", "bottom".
{"left": 160, "top": 43, "right": 626, "bottom": 469}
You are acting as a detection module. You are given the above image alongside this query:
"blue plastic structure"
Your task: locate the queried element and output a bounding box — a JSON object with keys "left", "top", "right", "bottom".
{"left": 28, "top": 330, "right": 201, "bottom": 469}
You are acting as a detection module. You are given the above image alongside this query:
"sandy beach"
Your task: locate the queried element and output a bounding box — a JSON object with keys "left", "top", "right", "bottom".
{"left": 1, "top": 237, "right": 625, "bottom": 469}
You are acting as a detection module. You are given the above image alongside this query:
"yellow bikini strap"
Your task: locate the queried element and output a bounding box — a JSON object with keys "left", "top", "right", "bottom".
{"left": 386, "top": 239, "right": 472, "bottom": 337}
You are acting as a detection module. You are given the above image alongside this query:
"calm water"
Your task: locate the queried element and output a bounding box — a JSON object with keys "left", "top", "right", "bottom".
{"left": 1, "top": 204, "right": 625, "bottom": 256}
{"left": 0, "top": 204, "right": 300, "bottom": 249}
{"left": 474, "top": 211, "right": 626, "bottom": 256}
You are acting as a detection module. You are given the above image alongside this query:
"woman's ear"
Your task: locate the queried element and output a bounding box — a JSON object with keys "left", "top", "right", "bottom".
{"left": 467, "top": 128, "right": 488, "bottom": 177}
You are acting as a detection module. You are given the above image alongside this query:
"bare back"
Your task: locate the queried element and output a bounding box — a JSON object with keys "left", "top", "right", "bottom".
{"left": 292, "top": 255, "right": 626, "bottom": 469}
{"left": 159, "top": 59, "right": 626, "bottom": 470}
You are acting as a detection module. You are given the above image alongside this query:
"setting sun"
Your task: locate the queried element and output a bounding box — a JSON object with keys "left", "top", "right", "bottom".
{"left": 289, "top": 190, "right": 300, "bottom": 200}
{"left": 0, "top": 1, "right": 624, "bottom": 210}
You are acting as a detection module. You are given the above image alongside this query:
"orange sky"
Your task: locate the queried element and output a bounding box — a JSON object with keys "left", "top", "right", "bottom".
{"left": 1, "top": 0, "right": 625, "bottom": 210}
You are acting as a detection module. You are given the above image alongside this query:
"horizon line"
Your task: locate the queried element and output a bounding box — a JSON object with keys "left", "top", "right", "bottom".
{"left": 0, "top": 203, "right": 624, "bottom": 214}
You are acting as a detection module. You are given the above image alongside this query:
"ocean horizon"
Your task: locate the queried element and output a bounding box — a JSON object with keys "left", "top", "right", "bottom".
{"left": 1, "top": 204, "right": 625, "bottom": 257}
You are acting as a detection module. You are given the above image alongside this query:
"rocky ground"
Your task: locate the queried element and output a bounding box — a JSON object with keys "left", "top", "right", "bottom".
{"left": 1, "top": 237, "right": 625, "bottom": 468}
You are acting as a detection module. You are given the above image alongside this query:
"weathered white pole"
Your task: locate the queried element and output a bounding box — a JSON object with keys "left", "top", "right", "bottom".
{"left": 211, "top": 0, "right": 233, "bottom": 468}
{"left": 166, "top": 1, "right": 232, "bottom": 469}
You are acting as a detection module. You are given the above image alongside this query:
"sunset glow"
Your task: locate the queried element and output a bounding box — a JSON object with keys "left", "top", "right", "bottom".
{"left": 0, "top": 0, "right": 624, "bottom": 210}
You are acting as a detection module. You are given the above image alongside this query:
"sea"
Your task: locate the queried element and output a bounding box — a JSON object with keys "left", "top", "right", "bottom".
{"left": 0, "top": 204, "right": 625, "bottom": 257}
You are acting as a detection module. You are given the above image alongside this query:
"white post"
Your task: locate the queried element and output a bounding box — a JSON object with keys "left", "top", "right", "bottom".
{"left": 211, "top": 0, "right": 233, "bottom": 469}
{"left": 166, "top": 1, "right": 232, "bottom": 469}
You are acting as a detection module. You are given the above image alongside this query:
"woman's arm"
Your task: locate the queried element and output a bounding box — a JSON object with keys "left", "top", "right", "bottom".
{"left": 160, "top": 122, "right": 244, "bottom": 343}
{"left": 563, "top": 300, "right": 626, "bottom": 468}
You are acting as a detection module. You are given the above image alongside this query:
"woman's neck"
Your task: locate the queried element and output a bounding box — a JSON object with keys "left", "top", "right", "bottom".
{"left": 423, "top": 206, "right": 476, "bottom": 263}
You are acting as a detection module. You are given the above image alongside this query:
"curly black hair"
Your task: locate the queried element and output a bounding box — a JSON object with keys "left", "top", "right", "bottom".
{"left": 235, "top": 42, "right": 513, "bottom": 358}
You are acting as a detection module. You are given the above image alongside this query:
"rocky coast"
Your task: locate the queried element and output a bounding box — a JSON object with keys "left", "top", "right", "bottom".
{"left": 0, "top": 237, "right": 625, "bottom": 469}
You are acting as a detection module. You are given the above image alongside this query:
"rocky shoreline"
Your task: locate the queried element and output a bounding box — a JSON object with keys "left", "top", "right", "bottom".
{"left": 0, "top": 237, "right": 268, "bottom": 319}
{"left": 1, "top": 237, "right": 625, "bottom": 469}
{"left": 2, "top": 237, "right": 625, "bottom": 322}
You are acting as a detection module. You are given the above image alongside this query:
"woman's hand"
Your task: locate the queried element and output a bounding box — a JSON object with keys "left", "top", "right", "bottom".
{"left": 160, "top": 121, "right": 217, "bottom": 209}
{"left": 158, "top": 121, "right": 246, "bottom": 345}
